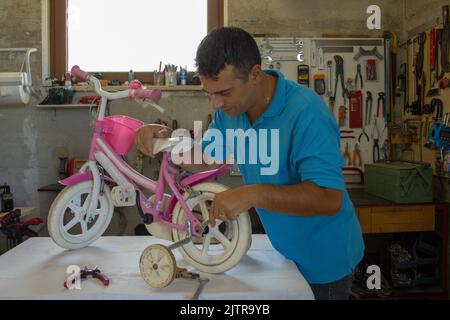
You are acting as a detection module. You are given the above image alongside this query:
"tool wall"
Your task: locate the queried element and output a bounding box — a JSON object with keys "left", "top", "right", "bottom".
{"left": 402, "top": 5, "right": 450, "bottom": 178}
{"left": 255, "top": 37, "right": 387, "bottom": 180}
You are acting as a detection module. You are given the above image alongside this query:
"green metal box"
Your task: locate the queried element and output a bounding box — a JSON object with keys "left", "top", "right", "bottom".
{"left": 364, "top": 161, "right": 433, "bottom": 203}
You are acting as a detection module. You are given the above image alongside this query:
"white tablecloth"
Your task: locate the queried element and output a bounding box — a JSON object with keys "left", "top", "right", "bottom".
{"left": 0, "top": 235, "right": 314, "bottom": 300}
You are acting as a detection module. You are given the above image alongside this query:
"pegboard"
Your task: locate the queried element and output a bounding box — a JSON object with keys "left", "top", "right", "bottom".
{"left": 255, "top": 37, "right": 387, "bottom": 175}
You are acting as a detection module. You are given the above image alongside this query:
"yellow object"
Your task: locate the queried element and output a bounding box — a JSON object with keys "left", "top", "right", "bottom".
{"left": 380, "top": 30, "right": 398, "bottom": 54}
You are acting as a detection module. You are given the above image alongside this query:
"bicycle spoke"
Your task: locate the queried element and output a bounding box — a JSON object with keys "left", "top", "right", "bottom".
{"left": 211, "top": 228, "right": 231, "bottom": 249}
{"left": 199, "top": 200, "right": 209, "bottom": 220}
{"left": 81, "top": 194, "right": 92, "bottom": 211}
{"left": 80, "top": 219, "right": 88, "bottom": 234}
{"left": 63, "top": 217, "right": 80, "bottom": 232}
{"left": 201, "top": 233, "right": 212, "bottom": 257}
{"left": 67, "top": 202, "right": 82, "bottom": 215}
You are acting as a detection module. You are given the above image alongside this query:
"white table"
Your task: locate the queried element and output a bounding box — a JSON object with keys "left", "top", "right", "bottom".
{"left": 0, "top": 235, "right": 314, "bottom": 300}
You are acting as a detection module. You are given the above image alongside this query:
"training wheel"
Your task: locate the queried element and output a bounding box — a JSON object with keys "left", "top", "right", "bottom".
{"left": 139, "top": 244, "right": 176, "bottom": 288}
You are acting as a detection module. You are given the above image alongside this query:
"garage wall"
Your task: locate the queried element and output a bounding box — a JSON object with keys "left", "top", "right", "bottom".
{"left": 404, "top": 0, "right": 450, "bottom": 34}
{"left": 227, "top": 0, "right": 405, "bottom": 41}
{"left": 1, "top": 0, "right": 410, "bottom": 239}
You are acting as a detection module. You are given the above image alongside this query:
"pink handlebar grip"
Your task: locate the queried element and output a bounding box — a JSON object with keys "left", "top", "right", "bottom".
{"left": 71, "top": 65, "right": 91, "bottom": 81}
{"left": 134, "top": 87, "right": 162, "bottom": 102}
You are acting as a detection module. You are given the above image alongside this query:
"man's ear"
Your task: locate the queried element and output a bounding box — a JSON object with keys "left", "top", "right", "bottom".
{"left": 249, "top": 64, "right": 263, "bottom": 82}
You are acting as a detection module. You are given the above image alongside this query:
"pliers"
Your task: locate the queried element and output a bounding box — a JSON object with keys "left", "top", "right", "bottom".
{"left": 377, "top": 92, "right": 385, "bottom": 117}
{"left": 372, "top": 117, "right": 381, "bottom": 163}
{"left": 332, "top": 55, "right": 348, "bottom": 104}
{"left": 354, "top": 64, "right": 363, "bottom": 89}
{"left": 358, "top": 128, "right": 370, "bottom": 143}
{"left": 64, "top": 266, "right": 110, "bottom": 288}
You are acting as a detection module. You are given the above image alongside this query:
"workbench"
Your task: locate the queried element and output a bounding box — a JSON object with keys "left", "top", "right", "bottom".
{"left": 0, "top": 235, "right": 314, "bottom": 300}
{"left": 348, "top": 188, "right": 449, "bottom": 297}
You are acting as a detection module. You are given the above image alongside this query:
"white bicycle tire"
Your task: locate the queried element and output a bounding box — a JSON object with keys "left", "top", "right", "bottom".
{"left": 172, "top": 182, "right": 252, "bottom": 274}
{"left": 48, "top": 181, "right": 114, "bottom": 250}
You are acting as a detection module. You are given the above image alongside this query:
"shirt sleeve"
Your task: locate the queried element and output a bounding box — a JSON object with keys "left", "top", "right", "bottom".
{"left": 291, "top": 98, "right": 346, "bottom": 191}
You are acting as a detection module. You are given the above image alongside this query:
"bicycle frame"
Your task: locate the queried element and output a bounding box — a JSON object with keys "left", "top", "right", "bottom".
{"left": 59, "top": 68, "right": 231, "bottom": 238}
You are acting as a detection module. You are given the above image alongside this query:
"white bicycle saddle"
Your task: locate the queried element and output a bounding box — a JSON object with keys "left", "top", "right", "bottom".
{"left": 152, "top": 137, "right": 193, "bottom": 155}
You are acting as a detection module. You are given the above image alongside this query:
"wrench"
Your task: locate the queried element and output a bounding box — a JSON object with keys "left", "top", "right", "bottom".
{"left": 191, "top": 278, "right": 210, "bottom": 300}
{"left": 263, "top": 54, "right": 304, "bottom": 65}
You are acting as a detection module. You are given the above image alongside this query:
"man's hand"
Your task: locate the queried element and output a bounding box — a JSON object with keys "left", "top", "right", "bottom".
{"left": 135, "top": 124, "right": 171, "bottom": 157}
{"left": 210, "top": 185, "right": 256, "bottom": 226}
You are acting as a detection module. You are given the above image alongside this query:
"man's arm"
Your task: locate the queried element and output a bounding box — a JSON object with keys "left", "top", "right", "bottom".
{"left": 210, "top": 182, "right": 343, "bottom": 226}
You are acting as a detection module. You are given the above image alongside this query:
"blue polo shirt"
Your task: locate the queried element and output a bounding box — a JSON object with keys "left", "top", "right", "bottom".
{"left": 202, "top": 70, "right": 364, "bottom": 284}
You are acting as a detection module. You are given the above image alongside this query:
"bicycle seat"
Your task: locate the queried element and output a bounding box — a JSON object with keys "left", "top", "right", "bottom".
{"left": 152, "top": 137, "right": 193, "bottom": 155}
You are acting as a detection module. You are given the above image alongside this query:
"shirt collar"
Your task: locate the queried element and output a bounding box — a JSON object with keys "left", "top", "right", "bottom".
{"left": 260, "top": 69, "right": 286, "bottom": 118}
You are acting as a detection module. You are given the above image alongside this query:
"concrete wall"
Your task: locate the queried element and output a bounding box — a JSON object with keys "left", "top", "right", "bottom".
{"left": 227, "top": 0, "right": 405, "bottom": 40}
{"left": 404, "top": 0, "right": 450, "bottom": 34}
{"left": 0, "top": 0, "right": 424, "bottom": 241}
{"left": 0, "top": 1, "right": 237, "bottom": 242}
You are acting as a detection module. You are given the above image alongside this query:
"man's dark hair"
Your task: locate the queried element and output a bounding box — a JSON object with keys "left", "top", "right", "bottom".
{"left": 195, "top": 27, "right": 261, "bottom": 81}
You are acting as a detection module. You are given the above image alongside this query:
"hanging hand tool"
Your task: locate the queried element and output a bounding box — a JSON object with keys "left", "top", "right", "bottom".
{"left": 338, "top": 105, "right": 347, "bottom": 127}
{"left": 372, "top": 117, "right": 381, "bottom": 163}
{"left": 365, "top": 91, "right": 373, "bottom": 126}
{"left": 430, "top": 28, "right": 437, "bottom": 87}
{"left": 358, "top": 128, "right": 370, "bottom": 143}
{"left": 332, "top": 55, "right": 348, "bottom": 105}
{"left": 377, "top": 92, "right": 385, "bottom": 117}
{"left": 354, "top": 64, "right": 363, "bottom": 89}
{"left": 438, "top": 5, "right": 450, "bottom": 80}
{"left": 326, "top": 60, "right": 333, "bottom": 96}
{"left": 353, "top": 47, "right": 384, "bottom": 60}
{"left": 313, "top": 73, "right": 326, "bottom": 95}
{"left": 431, "top": 98, "right": 444, "bottom": 122}
{"left": 397, "top": 63, "right": 407, "bottom": 110}
{"left": 366, "top": 59, "right": 377, "bottom": 81}
{"left": 415, "top": 32, "right": 427, "bottom": 115}
{"left": 343, "top": 143, "right": 352, "bottom": 166}
{"left": 352, "top": 144, "right": 362, "bottom": 167}
{"left": 64, "top": 266, "right": 110, "bottom": 289}
{"left": 349, "top": 90, "right": 363, "bottom": 128}
{"left": 297, "top": 64, "right": 310, "bottom": 87}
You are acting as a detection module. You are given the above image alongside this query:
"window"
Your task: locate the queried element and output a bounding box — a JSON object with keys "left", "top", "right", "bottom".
{"left": 50, "top": 0, "right": 223, "bottom": 82}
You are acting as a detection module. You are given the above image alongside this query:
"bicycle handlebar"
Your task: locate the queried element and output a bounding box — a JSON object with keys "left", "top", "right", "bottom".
{"left": 71, "top": 65, "right": 91, "bottom": 82}
{"left": 70, "top": 65, "right": 163, "bottom": 111}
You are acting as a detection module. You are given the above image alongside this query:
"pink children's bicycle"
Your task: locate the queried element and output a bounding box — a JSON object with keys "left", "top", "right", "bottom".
{"left": 48, "top": 66, "right": 252, "bottom": 288}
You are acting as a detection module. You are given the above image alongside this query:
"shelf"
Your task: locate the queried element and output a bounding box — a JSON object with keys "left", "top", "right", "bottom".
{"left": 36, "top": 104, "right": 97, "bottom": 108}
{"left": 46, "top": 85, "right": 204, "bottom": 92}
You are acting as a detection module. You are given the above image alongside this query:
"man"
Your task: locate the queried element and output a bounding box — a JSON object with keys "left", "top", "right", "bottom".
{"left": 135, "top": 27, "right": 364, "bottom": 300}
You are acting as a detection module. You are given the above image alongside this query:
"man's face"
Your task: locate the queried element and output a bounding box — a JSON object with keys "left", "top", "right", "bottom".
{"left": 200, "top": 65, "right": 258, "bottom": 117}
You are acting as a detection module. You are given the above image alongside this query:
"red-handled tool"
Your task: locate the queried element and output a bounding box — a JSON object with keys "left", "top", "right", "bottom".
{"left": 64, "top": 266, "right": 110, "bottom": 289}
